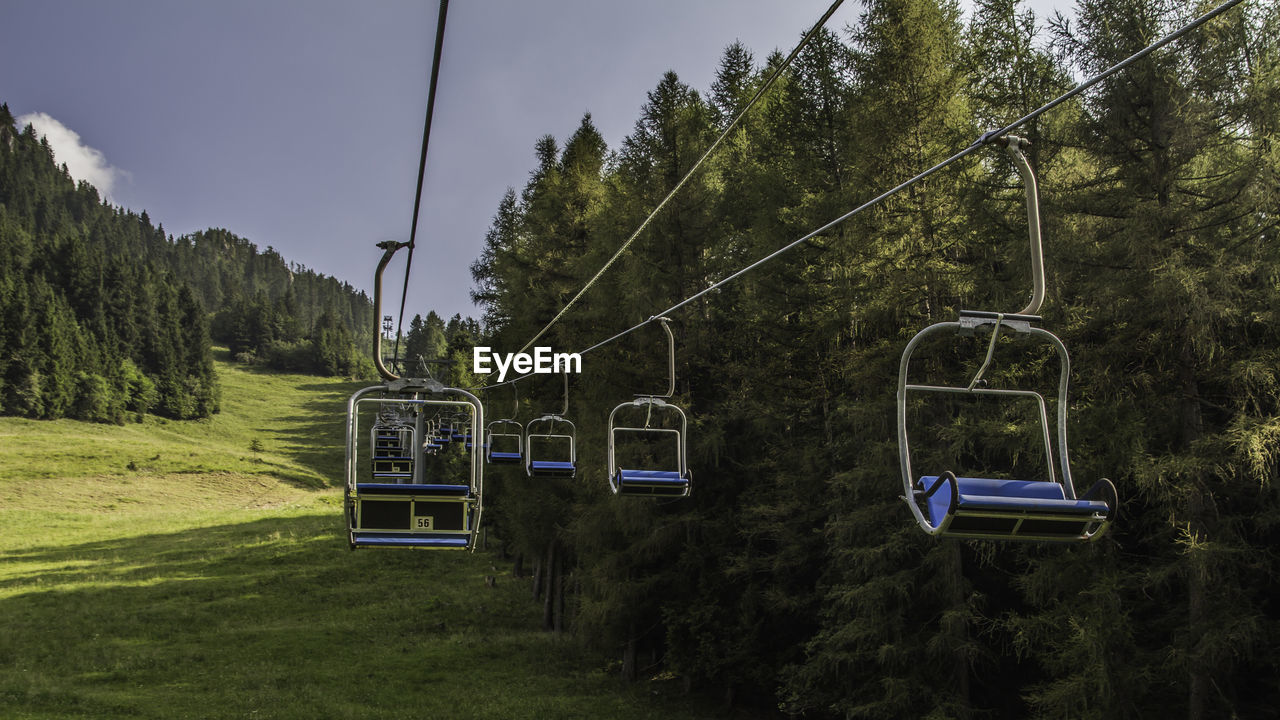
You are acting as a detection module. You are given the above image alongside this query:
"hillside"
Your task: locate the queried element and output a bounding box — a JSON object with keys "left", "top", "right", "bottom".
{"left": 0, "top": 352, "right": 720, "bottom": 719}
{"left": 2, "top": 103, "right": 376, "bottom": 424}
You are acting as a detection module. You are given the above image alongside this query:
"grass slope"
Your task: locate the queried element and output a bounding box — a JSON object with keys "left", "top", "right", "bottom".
{"left": 0, "top": 352, "right": 719, "bottom": 719}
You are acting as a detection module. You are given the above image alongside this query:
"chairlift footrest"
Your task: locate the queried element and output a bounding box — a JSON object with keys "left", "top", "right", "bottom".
{"left": 350, "top": 532, "right": 471, "bottom": 549}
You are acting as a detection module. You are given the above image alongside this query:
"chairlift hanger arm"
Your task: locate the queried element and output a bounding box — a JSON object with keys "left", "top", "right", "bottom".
{"left": 556, "top": 371, "right": 569, "bottom": 417}
{"left": 641, "top": 317, "right": 675, "bottom": 400}
{"left": 995, "top": 137, "right": 1045, "bottom": 317}
{"left": 373, "top": 241, "right": 409, "bottom": 382}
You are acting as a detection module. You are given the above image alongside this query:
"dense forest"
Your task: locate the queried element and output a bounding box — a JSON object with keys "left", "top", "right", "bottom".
{"left": 471, "top": 0, "right": 1280, "bottom": 717}
{"left": 0, "top": 103, "right": 377, "bottom": 421}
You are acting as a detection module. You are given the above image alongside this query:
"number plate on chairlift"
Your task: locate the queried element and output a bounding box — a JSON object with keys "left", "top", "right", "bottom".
{"left": 414, "top": 516, "right": 434, "bottom": 531}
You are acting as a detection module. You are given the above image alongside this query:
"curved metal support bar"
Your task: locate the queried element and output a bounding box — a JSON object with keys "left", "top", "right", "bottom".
{"left": 966, "top": 313, "right": 1004, "bottom": 391}
{"left": 557, "top": 372, "right": 569, "bottom": 417}
{"left": 897, "top": 322, "right": 956, "bottom": 534}
{"left": 1026, "top": 326, "right": 1075, "bottom": 500}
{"left": 652, "top": 317, "right": 675, "bottom": 399}
{"left": 372, "top": 240, "right": 409, "bottom": 381}
{"left": 446, "top": 386, "right": 486, "bottom": 550}
{"left": 509, "top": 380, "right": 520, "bottom": 420}
{"left": 346, "top": 385, "right": 389, "bottom": 496}
{"left": 994, "top": 136, "right": 1045, "bottom": 316}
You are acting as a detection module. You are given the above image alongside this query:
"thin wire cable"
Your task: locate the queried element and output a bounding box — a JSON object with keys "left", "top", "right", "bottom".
{"left": 478, "top": 0, "right": 1247, "bottom": 391}
{"left": 392, "top": 0, "right": 450, "bottom": 370}
{"left": 503, "top": 0, "right": 848, "bottom": 360}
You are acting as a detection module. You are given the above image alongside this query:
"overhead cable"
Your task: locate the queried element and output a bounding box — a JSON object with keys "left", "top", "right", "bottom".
{"left": 501, "top": 0, "right": 849, "bottom": 360}
{"left": 393, "top": 0, "right": 451, "bottom": 369}
{"left": 477, "top": 0, "right": 1248, "bottom": 392}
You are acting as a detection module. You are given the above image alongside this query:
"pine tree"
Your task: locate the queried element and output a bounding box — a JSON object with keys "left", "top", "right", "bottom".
{"left": 1020, "top": 2, "right": 1280, "bottom": 717}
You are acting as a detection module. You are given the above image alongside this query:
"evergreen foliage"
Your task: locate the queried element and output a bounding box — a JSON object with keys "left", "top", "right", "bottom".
{"left": 1, "top": 101, "right": 378, "bottom": 420}
{"left": 470, "top": 2, "right": 1280, "bottom": 717}
{"left": 0, "top": 103, "right": 378, "bottom": 426}
{"left": 194, "top": 227, "right": 377, "bottom": 375}
{"left": 0, "top": 107, "right": 220, "bottom": 421}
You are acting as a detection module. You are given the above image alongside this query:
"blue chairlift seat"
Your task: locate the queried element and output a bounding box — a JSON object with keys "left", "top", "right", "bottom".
{"left": 350, "top": 533, "right": 471, "bottom": 548}
{"left": 529, "top": 459, "right": 576, "bottom": 478}
{"left": 487, "top": 450, "right": 522, "bottom": 464}
{"left": 915, "top": 473, "right": 1114, "bottom": 540}
{"left": 611, "top": 468, "right": 690, "bottom": 496}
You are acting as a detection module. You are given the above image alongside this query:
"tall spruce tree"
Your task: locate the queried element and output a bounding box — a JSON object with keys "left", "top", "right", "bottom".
{"left": 1025, "top": 1, "right": 1280, "bottom": 717}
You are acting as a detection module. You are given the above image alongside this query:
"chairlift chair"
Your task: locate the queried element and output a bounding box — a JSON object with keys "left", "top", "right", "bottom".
{"left": 485, "top": 382, "right": 524, "bottom": 464}
{"left": 344, "top": 239, "right": 486, "bottom": 551}
{"left": 525, "top": 373, "right": 577, "bottom": 478}
{"left": 896, "top": 137, "right": 1117, "bottom": 542}
{"left": 370, "top": 419, "right": 415, "bottom": 482}
{"left": 486, "top": 420, "right": 524, "bottom": 464}
{"left": 607, "top": 318, "right": 691, "bottom": 497}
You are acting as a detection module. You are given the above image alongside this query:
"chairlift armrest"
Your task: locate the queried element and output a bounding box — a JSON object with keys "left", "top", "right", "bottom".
{"left": 916, "top": 472, "right": 957, "bottom": 499}
{"left": 1080, "top": 478, "right": 1118, "bottom": 509}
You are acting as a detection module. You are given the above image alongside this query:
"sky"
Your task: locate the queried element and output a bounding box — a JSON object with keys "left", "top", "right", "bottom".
{"left": 0, "top": 0, "right": 1071, "bottom": 326}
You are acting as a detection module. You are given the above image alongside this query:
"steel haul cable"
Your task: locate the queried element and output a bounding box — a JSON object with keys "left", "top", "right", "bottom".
{"left": 498, "top": 0, "right": 849, "bottom": 364}
{"left": 477, "top": 0, "right": 1250, "bottom": 391}
{"left": 391, "top": 0, "right": 450, "bottom": 371}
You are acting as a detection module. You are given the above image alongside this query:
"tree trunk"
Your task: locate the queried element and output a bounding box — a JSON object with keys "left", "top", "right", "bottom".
{"left": 552, "top": 549, "right": 565, "bottom": 635}
{"left": 622, "top": 633, "right": 638, "bottom": 683}
{"left": 542, "top": 540, "right": 556, "bottom": 630}
{"left": 1180, "top": 342, "right": 1208, "bottom": 720}
{"left": 1187, "top": 491, "right": 1208, "bottom": 720}
{"left": 948, "top": 542, "right": 971, "bottom": 719}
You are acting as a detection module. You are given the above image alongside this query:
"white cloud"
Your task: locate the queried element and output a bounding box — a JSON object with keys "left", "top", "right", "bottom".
{"left": 15, "top": 112, "right": 126, "bottom": 201}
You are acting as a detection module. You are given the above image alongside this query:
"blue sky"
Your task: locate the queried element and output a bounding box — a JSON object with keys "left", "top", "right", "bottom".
{"left": 1, "top": 0, "right": 1070, "bottom": 325}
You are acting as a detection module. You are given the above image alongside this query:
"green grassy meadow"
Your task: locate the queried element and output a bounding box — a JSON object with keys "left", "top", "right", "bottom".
{"left": 0, "top": 352, "right": 718, "bottom": 719}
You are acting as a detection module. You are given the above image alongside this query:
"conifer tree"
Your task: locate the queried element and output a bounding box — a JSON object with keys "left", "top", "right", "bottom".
{"left": 1021, "top": 2, "right": 1280, "bottom": 717}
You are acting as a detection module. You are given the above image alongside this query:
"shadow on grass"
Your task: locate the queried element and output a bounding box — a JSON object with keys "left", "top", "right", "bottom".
{"left": 0, "top": 514, "right": 628, "bottom": 720}
{"left": 252, "top": 382, "right": 365, "bottom": 489}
